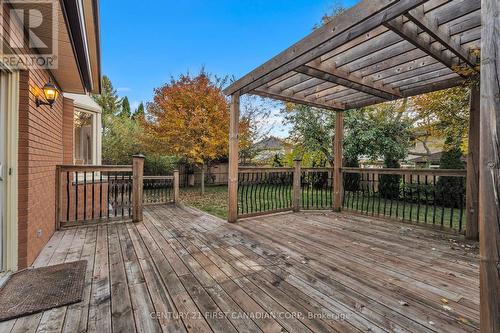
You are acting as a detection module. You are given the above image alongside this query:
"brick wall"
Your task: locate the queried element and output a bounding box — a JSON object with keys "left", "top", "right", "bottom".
{"left": 3, "top": 1, "right": 78, "bottom": 268}
{"left": 17, "top": 71, "right": 74, "bottom": 268}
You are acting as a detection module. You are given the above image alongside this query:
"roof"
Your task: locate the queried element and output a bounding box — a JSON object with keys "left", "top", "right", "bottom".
{"left": 64, "top": 93, "right": 102, "bottom": 113}
{"left": 4, "top": 0, "right": 101, "bottom": 94}
{"left": 224, "top": 0, "right": 480, "bottom": 110}
{"left": 409, "top": 151, "right": 467, "bottom": 163}
{"left": 254, "top": 137, "right": 287, "bottom": 150}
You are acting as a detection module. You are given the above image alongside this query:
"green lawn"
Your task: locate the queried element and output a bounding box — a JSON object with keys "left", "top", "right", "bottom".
{"left": 180, "top": 186, "right": 228, "bottom": 219}
{"left": 179, "top": 185, "right": 466, "bottom": 232}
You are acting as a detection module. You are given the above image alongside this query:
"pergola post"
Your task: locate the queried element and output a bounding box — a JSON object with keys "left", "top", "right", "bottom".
{"left": 465, "top": 84, "right": 480, "bottom": 240}
{"left": 479, "top": 0, "right": 500, "bottom": 331}
{"left": 228, "top": 92, "right": 240, "bottom": 223}
{"left": 333, "top": 111, "right": 344, "bottom": 211}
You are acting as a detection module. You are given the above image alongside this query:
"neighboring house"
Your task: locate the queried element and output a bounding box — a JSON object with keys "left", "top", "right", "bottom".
{"left": 406, "top": 136, "right": 445, "bottom": 163}
{"left": 409, "top": 151, "right": 467, "bottom": 168}
{"left": 0, "top": 0, "right": 101, "bottom": 274}
{"left": 252, "top": 136, "right": 292, "bottom": 164}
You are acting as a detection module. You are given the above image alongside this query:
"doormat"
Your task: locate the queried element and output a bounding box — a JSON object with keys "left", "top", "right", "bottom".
{"left": 0, "top": 260, "right": 87, "bottom": 322}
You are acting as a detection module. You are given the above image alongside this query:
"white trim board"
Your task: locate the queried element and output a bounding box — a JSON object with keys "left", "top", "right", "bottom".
{"left": 0, "top": 70, "right": 19, "bottom": 273}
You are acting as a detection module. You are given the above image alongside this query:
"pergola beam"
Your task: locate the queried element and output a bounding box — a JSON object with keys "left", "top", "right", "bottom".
{"left": 385, "top": 17, "right": 460, "bottom": 73}
{"left": 405, "top": 5, "right": 477, "bottom": 68}
{"left": 296, "top": 65, "right": 400, "bottom": 100}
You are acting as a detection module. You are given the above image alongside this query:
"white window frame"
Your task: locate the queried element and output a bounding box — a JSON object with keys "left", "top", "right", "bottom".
{"left": 0, "top": 69, "right": 19, "bottom": 274}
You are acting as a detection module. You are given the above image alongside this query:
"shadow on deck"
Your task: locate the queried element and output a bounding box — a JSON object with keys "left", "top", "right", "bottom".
{"left": 0, "top": 204, "right": 479, "bottom": 333}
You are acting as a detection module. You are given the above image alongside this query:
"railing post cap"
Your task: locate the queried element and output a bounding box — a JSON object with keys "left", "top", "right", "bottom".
{"left": 133, "top": 154, "right": 145, "bottom": 159}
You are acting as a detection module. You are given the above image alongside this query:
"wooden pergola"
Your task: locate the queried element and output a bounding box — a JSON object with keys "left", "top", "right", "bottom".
{"left": 223, "top": 0, "right": 499, "bottom": 331}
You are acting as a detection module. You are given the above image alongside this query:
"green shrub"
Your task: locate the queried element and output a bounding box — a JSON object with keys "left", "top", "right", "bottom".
{"left": 379, "top": 158, "right": 401, "bottom": 199}
{"left": 144, "top": 154, "right": 178, "bottom": 175}
{"left": 435, "top": 144, "right": 465, "bottom": 208}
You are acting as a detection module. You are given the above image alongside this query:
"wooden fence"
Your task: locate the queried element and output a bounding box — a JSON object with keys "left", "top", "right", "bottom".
{"left": 56, "top": 158, "right": 179, "bottom": 228}
{"left": 237, "top": 164, "right": 468, "bottom": 233}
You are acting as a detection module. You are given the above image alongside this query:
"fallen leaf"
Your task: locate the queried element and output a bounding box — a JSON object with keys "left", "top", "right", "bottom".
{"left": 441, "top": 298, "right": 449, "bottom": 304}
{"left": 442, "top": 305, "right": 452, "bottom": 311}
{"left": 399, "top": 300, "right": 409, "bottom": 306}
{"left": 458, "top": 317, "right": 470, "bottom": 324}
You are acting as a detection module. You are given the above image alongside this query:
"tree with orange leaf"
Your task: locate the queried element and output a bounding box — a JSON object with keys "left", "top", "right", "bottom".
{"left": 143, "top": 71, "right": 234, "bottom": 192}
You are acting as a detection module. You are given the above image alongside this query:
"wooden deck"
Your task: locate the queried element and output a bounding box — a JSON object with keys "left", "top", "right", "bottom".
{"left": 0, "top": 205, "right": 479, "bottom": 333}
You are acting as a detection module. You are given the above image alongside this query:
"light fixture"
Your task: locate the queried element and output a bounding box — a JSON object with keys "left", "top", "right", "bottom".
{"left": 36, "top": 80, "right": 59, "bottom": 108}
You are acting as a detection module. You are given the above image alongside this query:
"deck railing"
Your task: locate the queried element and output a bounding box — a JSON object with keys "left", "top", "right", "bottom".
{"left": 237, "top": 167, "right": 294, "bottom": 217}
{"left": 301, "top": 168, "right": 333, "bottom": 210}
{"left": 56, "top": 160, "right": 179, "bottom": 228}
{"left": 56, "top": 165, "right": 134, "bottom": 228}
{"left": 237, "top": 164, "right": 467, "bottom": 233}
{"left": 342, "top": 168, "right": 467, "bottom": 232}
{"left": 143, "top": 172, "right": 179, "bottom": 205}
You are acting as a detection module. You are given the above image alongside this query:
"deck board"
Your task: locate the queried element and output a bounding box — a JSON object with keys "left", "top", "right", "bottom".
{"left": 3, "top": 204, "right": 479, "bottom": 333}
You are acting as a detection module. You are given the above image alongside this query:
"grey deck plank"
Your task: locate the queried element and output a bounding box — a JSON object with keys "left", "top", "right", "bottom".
{"left": 20, "top": 205, "right": 479, "bottom": 333}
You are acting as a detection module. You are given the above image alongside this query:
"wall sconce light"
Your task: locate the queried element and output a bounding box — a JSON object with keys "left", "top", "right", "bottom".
{"left": 36, "top": 80, "right": 59, "bottom": 108}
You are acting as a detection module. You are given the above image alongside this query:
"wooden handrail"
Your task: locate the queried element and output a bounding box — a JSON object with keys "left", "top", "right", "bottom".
{"left": 341, "top": 167, "right": 466, "bottom": 177}
{"left": 301, "top": 167, "right": 332, "bottom": 172}
{"left": 239, "top": 167, "right": 294, "bottom": 173}
{"left": 143, "top": 175, "right": 174, "bottom": 180}
{"left": 57, "top": 165, "right": 133, "bottom": 172}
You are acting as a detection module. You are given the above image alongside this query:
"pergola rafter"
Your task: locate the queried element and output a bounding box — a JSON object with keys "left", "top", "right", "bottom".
{"left": 223, "top": 0, "right": 480, "bottom": 111}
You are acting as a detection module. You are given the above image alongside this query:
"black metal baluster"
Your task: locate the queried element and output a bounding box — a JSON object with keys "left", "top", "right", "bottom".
{"left": 402, "top": 176, "right": 407, "bottom": 221}
{"left": 75, "top": 172, "right": 79, "bottom": 221}
{"left": 424, "top": 175, "right": 429, "bottom": 224}
{"left": 249, "top": 173, "right": 254, "bottom": 213}
{"left": 114, "top": 173, "right": 118, "bottom": 217}
{"left": 409, "top": 175, "right": 413, "bottom": 221}
{"left": 100, "top": 171, "right": 103, "bottom": 219}
{"left": 360, "top": 173, "right": 365, "bottom": 213}
{"left": 66, "top": 171, "right": 70, "bottom": 222}
{"left": 248, "top": 173, "right": 253, "bottom": 214}
{"left": 459, "top": 177, "right": 464, "bottom": 232}
{"left": 394, "top": 173, "right": 399, "bottom": 219}
{"left": 239, "top": 174, "right": 244, "bottom": 214}
{"left": 107, "top": 172, "right": 111, "bottom": 219}
{"left": 121, "top": 173, "right": 125, "bottom": 217}
{"left": 307, "top": 173, "right": 310, "bottom": 209}
{"left": 128, "top": 174, "right": 132, "bottom": 217}
{"left": 450, "top": 178, "right": 455, "bottom": 229}
{"left": 388, "top": 175, "right": 393, "bottom": 218}
{"left": 258, "top": 173, "right": 263, "bottom": 212}
{"left": 243, "top": 173, "right": 248, "bottom": 214}
{"left": 416, "top": 175, "right": 421, "bottom": 223}
{"left": 432, "top": 175, "right": 437, "bottom": 225}
{"left": 269, "top": 172, "right": 274, "bottom": 211}
{"left": 440, "top": 176, "right": 445, "bottom": 226}
{"left": 376, "top": 173, "right": 381, "bottom": 216}
{"left": 370, "top": 173, "right": 375, "bottom": 216}
{"left": 92, "top": 171, "right": 95, "bottom": 220}
{"left": 281, "top": 172, "right": 285, "bottom": 209}
{"left": 83, "top": 172, "right": 87, "bottom": 221}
